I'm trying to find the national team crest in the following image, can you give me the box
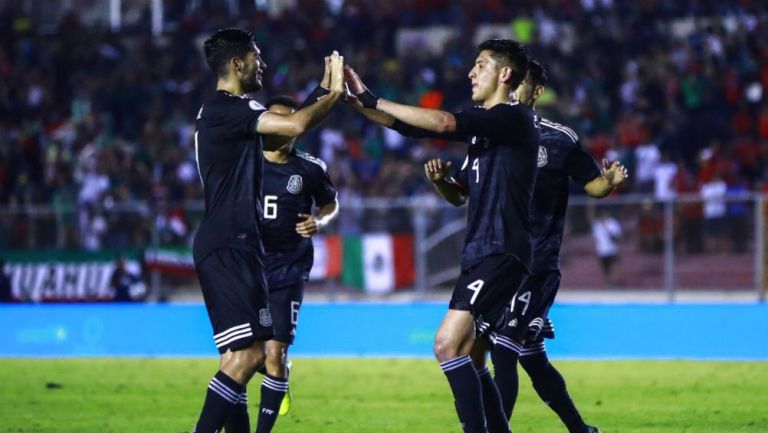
[537,146,548,167]
[259,308,273,327]
[286,175,303,194]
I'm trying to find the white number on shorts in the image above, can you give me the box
[471,158,480,183]
[467,279,485,305]
[515,291,532,316]
[290,301,300,326]
[264,195,278,219]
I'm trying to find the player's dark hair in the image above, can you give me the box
[266,95,298,110]
[477,39,529,89]
[527,59,549,87]
[204,28,257,77]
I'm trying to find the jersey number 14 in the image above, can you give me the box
[471,158,480,183]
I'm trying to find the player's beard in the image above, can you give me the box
[243,75,262,93]
[242,68,263,94]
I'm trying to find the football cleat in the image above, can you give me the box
[586,426,601,433]
[278,360,293,416]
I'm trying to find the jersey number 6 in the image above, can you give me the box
[264,195,278,219]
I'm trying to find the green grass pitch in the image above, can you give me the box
[1,358,766,432]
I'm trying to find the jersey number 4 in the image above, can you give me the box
[264,195,278,219]
[467,279,484,305]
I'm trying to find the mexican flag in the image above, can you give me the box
[310,233,414,293]
[145,247,196,277]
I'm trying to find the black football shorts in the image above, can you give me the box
[498,270,561,343]
[268,281,305,345]
[449,254,529,338]
[196,248,274,354]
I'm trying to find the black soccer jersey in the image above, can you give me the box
[394,101,539,271]
[529,117,601,273]
[261,149,337,255]
[192,90,267,265]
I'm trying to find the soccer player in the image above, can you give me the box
[192,28,344,433]
[345,39,538,433]
[257,94,338,429]
[490,59,628,433]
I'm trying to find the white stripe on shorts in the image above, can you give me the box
[214,323,251,342]
[215,330,254,348]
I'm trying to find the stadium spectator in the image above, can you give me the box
[0,0,766,263]
[109,255,144,302]
[653,151,677,201]
[727,180,750,254]
[701,173,728,252]
[592,209,623,286]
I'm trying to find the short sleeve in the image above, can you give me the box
[311,165,338,208]
[564,142,601,186]
[236,98,267,137]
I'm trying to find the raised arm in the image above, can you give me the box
[345,65,456,133]
[257,52,344,149]
[344,65,468,141]
[297,56,332,110]
[584,159,628,198]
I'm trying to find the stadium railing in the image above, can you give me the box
[0,193,765,302]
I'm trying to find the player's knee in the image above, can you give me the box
[433,334,459,362]
[230,346,266,378]
[264,347,288,377]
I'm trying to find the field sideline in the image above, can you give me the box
[1,358,766,433]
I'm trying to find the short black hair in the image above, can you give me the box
[204,28,256,77]
[527,59,549,87]
[266,95,298,110]
[477,39,529,89]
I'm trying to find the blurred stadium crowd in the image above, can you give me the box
[0,0,767,251]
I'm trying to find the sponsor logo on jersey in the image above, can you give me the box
[259,308,273,326]
[537,146,548,167]
[286,175,303,194]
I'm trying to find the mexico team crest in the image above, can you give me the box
[259,308,273,327]
[286,175,303,194]
[537,146,548,167]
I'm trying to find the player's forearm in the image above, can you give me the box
[298,85,330,110]
[316,200,339,230]
[376,99,456,133]
[431,179,466,206]
[352,105,396,127]
[584,176,615,198]
[258,93,341,150]
[295,91,343,133]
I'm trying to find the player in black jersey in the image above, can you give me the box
[488,60,628,433]
[192,28,344,433]
[256,95,339,424]
[345,39,537,433]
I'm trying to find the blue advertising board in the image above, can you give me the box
[1,303,766,360]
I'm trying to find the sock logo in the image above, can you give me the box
[262,408,275,415]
